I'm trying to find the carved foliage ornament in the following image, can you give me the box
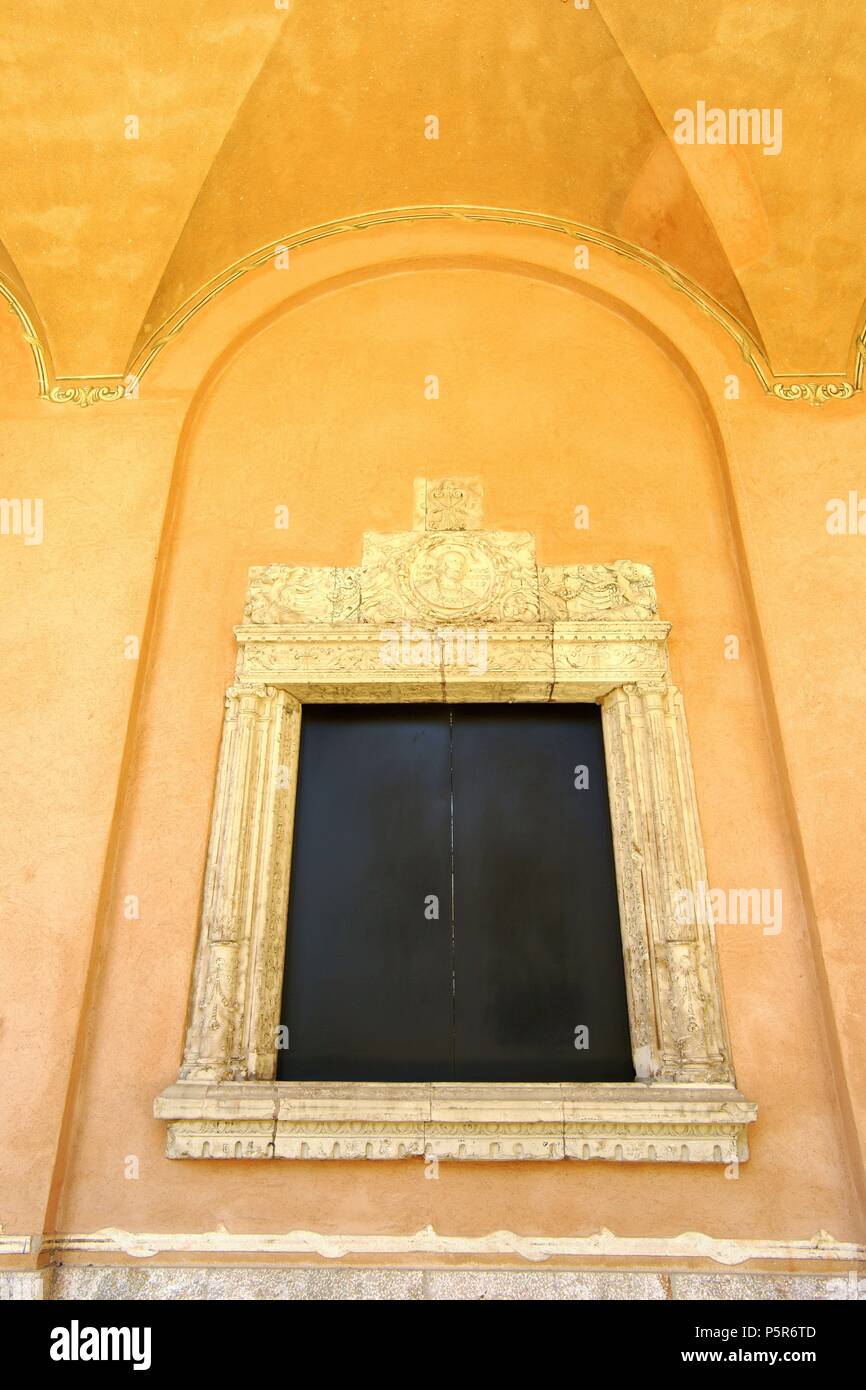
[243,481,657,629]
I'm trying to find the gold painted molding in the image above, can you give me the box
[2,205,864,406]
[155,478,756,1163]
[1,277,128,405]
[0,278,48,397]
[46,380,126,408]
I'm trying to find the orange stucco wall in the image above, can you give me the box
[1,224,863,1265]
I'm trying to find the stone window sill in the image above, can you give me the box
[155,1080,756,1163]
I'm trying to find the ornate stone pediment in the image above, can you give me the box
[243,478,658,628]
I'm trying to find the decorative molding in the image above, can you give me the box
[771,380,856,405]
[0,278,49,396]
[234,621,670,706]
[119,208,866,406]
[155,1080,755,1163]
[5,207,862,406]
[46,380,126,408]
[8,1228,863,1270]
[156,478,756,1160]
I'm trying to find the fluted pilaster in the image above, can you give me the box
[179,685,299,1081]
[602,683,732,1083]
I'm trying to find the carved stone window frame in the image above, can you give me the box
[155,479,756,1162]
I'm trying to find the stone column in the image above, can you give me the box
[179,684,299,1082]
[601,682,733,1084]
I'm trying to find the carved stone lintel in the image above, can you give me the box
[233,621,670,703]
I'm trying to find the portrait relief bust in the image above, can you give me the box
[408,537,496,616]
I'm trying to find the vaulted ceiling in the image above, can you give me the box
[1,0,864,386]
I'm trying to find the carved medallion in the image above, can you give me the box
[360,530,539,624]
[407,535,497,616]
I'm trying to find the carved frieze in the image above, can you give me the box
[539,561,657,621]
[332,567,361,622]
[247,553,659,629]
[245,565,336,623]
